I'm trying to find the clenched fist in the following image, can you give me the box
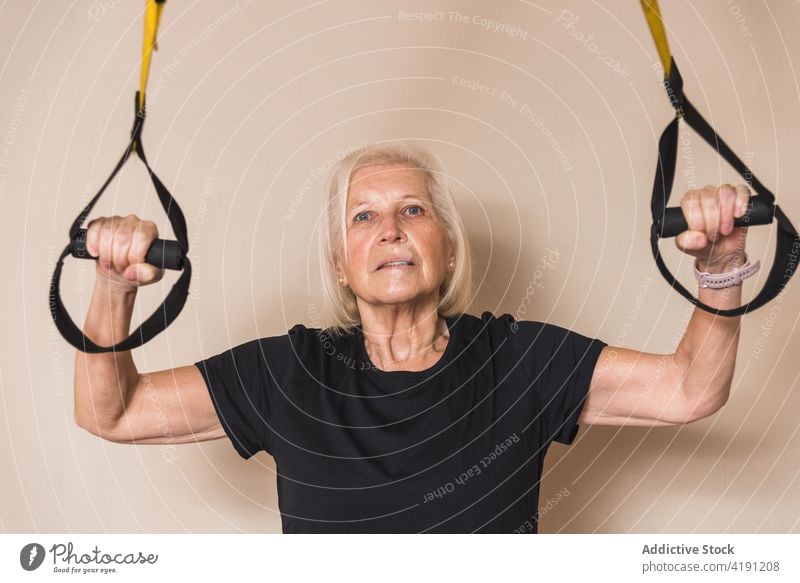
[85,214,164,293]
[675,184,750,271]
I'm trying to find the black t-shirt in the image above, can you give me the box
[194,311,607,533]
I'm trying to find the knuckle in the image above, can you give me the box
[131,232,150,257]
[86,217,102,234]
[115,229,131,246]
[682,192,698,212]
[701,196,717,209]
[683,201,702,226]
[141,220,158,237]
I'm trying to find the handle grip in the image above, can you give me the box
[70,228,184,270]
[657,196,774,238]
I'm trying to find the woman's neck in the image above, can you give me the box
[359,305,449,371]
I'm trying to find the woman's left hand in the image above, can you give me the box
[674,184,750,271]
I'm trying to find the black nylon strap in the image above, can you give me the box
[650,58,799,317]
[49,92,192,352]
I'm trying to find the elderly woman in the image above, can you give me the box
[74,142,751,533]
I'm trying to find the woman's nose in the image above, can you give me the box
[379,214,406,242]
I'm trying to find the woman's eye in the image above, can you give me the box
[353,205,422,223]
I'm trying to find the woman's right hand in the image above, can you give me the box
[85,214,164,293]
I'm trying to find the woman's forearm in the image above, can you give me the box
[73,279,140,435]
[673,257,745,419]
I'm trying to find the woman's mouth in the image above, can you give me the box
[378,261,414,270]
[376,258,415,270]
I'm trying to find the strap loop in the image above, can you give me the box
[649,59,799,317]
[49,92,191,353]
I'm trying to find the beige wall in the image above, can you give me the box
[1,0,798,533]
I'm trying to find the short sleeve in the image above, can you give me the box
[194,333,294,460]
[503,315,607,446]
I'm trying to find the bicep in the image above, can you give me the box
[107,364,226,444]
[579,346,691,427]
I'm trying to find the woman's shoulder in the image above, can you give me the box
[458,311,546,335]
[282,321,361,356]
[458,311,599,347]
[458,312,606,374]
[228,322,341,356]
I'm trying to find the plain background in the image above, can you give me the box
[1,0,798,533]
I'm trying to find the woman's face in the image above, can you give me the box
[338,163,454,311]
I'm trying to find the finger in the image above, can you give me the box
[680,190,705,234]
[701,188,721,242]
[123,263,160,284]
[718,184,736,236]
[141,219,158,241]
[676,229,708,251]
[85,218,102,258]
[122,264,141,283]
[110,217,132,273]
[128,223,149,266]
[133,220,159,265]
[97,219,115,270]
[734,184,751,219]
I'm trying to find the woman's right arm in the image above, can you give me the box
[73,215,225,445]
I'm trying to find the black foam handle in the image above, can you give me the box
[70,228,184,270]
[657,196,774,238]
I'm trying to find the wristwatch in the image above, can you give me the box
[694,255,760,289]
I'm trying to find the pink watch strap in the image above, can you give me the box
[694,256,761,289]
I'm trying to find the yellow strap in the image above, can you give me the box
[640,0,672,77]
[137,0,164,113]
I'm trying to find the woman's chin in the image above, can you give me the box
[367,286,432,305]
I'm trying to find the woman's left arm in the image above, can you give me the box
[580,184,752,427]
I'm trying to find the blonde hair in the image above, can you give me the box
[318,141,473,336]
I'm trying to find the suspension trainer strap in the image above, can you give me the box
[641,1,799,316]
[49,0,191,352]
[138,0,165,115]
[49,93,191,352]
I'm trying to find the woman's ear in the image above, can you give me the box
[448,239,456,271]
[336,261,348,287]
[333,249,347,286]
